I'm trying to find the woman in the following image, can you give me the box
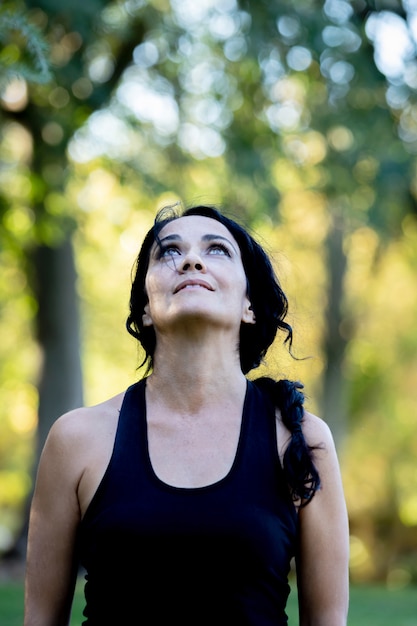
[24,205,349,625]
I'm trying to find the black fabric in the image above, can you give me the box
[78,379,298,625]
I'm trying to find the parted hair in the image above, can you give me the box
[126,204,320,503]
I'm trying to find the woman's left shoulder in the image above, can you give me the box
[301,410,335,446]
[301,411,344,492]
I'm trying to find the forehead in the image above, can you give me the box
[158,215,239,247]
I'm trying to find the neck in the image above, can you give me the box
[146,330,247,414]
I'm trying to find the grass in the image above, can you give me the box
[2,578,417,625]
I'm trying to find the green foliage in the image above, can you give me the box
[0,5,51,87]
[1,0,417,582]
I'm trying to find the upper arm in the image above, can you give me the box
[296,413,350,626]
[24,413,85,626]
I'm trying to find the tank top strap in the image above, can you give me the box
[114,378,147,451]
[238,380,286,487]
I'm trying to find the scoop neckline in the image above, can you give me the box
[142,379,250,493]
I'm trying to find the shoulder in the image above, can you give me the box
[301,410,334,449]
[300,411,344,503]
[274,408,334,466]
[41,392,125,470]
[49,392,124,435]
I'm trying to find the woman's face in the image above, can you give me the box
[142,215,255,334]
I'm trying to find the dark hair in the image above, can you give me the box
[126,204,320,503]
[126,204,292,375]
[253,377,321,504]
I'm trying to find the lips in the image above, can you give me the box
[174,279,214,294]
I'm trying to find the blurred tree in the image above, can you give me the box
[79,0,415,445]
[0,2,51,88]
[1,0,417,578]
[0,0,146,558]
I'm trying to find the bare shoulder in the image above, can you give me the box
[47,392,125,445]
[301,411,345,505]
[37,391,126,517]
[40,392,125,484]
[301,410,335,450]
[275,407,335,465]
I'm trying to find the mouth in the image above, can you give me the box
[174,280,214,294]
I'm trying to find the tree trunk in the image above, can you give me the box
[5,235,83,561]
[33,237,84,451]
[320,209,349,449]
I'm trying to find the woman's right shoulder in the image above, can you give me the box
[45,391,126,451]
[36,392,126,495]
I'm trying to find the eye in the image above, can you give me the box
[159,245,181,259]
[207,243,231,256]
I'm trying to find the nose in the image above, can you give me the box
[179,250,206,273]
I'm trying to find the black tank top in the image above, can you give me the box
[78,378,298,625]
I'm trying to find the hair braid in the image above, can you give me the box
[254,377,321,505]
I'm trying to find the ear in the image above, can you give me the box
[242,299,256,325]
[142,303,153,327]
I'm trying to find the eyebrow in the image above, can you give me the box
[159,233,239,254]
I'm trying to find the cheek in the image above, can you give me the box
[142,276,158,327]
[235,270,250,299]
[144,271,159,300]
[143,270,169,312]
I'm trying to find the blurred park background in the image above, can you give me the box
[1,0,417,611]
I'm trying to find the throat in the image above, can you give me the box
[152,332,242,382]
[145,370,248,417]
